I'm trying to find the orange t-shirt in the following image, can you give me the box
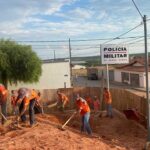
[85,97,93,105]
[93,100,100,111]
[0,85,7,104]
[0,85,7,96]
[103,91,112,104]
[76,98,90,116]
[58,93,69,102]
[11,95,17,106]
[24,90,38,106]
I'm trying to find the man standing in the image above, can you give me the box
[0,84,8,125]
[103,87,113,118]
[76,94,92,135]
[93,96,100,113]
[57,90,69,111]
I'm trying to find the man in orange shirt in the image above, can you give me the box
[16,88,39,126]
[57,90,69,111]
[0,84,8,125]
[76,94,92,135]
[93,96,100,112]
[85,95,93,109]
[11,90,18,115]
[103,87,113,118]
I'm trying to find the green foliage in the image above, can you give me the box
[72,56,101,67]
[85,59,100,67]
[0,39,42,86]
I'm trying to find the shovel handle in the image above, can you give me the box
[62,112,76,128]
[0,112,7,121]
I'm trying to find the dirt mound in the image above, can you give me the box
[0,112,147,150]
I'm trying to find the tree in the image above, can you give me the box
[0,39,42,87]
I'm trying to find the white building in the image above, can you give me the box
[114,58,149,88]
[8,60,71,90]
[72,65,86,69]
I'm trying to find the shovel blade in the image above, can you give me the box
[3,120,12,127]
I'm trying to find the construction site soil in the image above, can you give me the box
[0,110,147,150]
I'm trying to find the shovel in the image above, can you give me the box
[0,112,12,126]
[59,111,77,131]
[47,102,58,108]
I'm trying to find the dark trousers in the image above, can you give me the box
[19,100,27,122]
[1,101,7,124]
[19,98,36,125]
[29,99,36,125]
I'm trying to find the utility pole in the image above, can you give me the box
[143,15,150,148]
[100,45,104,111]
[106,64,110,90]
[53,50,56,60]
[131,2,149,147]
[69,38,72,86]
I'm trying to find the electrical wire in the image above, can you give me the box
[18,33,146,44]
[119,35,145,44]
[131,0,143,18]
[101,23,143,44]
[128,37,150,45]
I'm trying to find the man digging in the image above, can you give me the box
[15,88,40,127]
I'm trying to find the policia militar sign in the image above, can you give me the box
[101,44,129,64]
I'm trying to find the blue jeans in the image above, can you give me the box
[106,104,113,117]
[1,101,7,124]
[29,99,36,125]
[81,112,92,135]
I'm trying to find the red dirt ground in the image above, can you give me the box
[0,111,147,150]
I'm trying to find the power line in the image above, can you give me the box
[131,0,143,19]
[128,38,144,44]
[72,46,99,51]
[102,23,143,44]
[119,34,150,44]
[128,37,150,45]
[18,33,146,43]
[30,35,150,47]
[18,40,68,43]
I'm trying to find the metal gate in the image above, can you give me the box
[130,73,140,87]
[121,72,129,84]
[109,70,114,81]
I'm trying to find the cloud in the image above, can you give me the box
[0,20,121,39]
[69,7,94,19]
[55,7,95,21]
[0,0,77,21]
[96,11,108,20]
[0,0,150,59]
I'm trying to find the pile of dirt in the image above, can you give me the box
[48,110,147,150]
[0,111,147,150]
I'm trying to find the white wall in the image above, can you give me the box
[114,70,122,82]
[139,73,145,88]
[114,69,148,88]
[8,61,71,90]
[72,65,86,69]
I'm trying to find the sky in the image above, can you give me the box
[0,0,150,59]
